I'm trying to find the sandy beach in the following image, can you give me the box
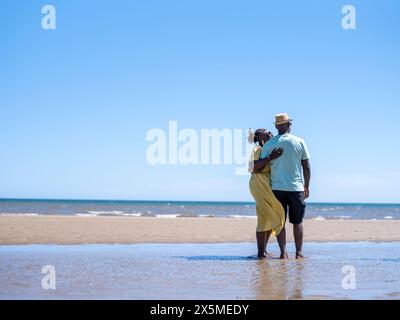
[0,215,399,244]
[2,216,400,299]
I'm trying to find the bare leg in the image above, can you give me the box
[293,223,304,259]
[265,230,273,257]
[256,231,267,258]
[277,227,288,259]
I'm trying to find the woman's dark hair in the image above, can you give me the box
[254,128,266,144]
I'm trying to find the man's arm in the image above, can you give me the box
[301,159,311,199]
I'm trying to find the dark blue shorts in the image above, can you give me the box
[272,190,306,225]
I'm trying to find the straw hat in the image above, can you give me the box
[274,113,293,125]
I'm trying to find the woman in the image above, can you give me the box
[248,128,285,259]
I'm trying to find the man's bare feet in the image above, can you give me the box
[279,252,289,260]
[295,252,304,259]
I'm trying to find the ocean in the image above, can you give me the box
[0,199,399,220]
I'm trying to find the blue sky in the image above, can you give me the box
[0,0,399,203]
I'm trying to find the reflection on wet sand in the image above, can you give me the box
[252,259,304,299]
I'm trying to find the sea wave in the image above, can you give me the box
[0,213,40,216]
[333,215,352,219]
[87,211,125,215]
[1,211,399,220]
[228,215,257,219]
[79,212,143,217]
[155,214,178,218]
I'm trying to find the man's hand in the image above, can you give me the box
[301,159,311,200]
[269,148,283,161]
[304,186,310,200]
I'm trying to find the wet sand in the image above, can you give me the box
[0,215,400,244]
[1,242,399,299]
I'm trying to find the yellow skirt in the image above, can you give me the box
[249,172,285,235]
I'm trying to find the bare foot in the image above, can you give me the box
[258,252,267,259]
[265,251,273,258]
[280,252,289,260]
[295,252,304,259]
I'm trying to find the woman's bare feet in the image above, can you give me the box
[265,251,273,258]
[279,252,289,260]
[295,252,304,259]
[257,252,267,259]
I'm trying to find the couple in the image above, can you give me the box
[248,113,311,260]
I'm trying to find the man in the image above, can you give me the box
[254,113,311,259]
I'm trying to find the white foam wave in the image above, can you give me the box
[334,216,351,219]
[87,211,125,215]
[155,214,178,218]
[228,215,257,219]
[79,212,142,217]
[122,213,142,217]
[0,213,40,216]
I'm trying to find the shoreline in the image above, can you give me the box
[1,215,400,245]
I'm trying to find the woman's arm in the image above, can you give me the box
[249,148,283,173]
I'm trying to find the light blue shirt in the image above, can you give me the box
[260,133,310,192]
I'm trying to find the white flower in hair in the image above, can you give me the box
[247,128,255,144]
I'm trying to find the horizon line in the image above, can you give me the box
[0,197,399,206]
